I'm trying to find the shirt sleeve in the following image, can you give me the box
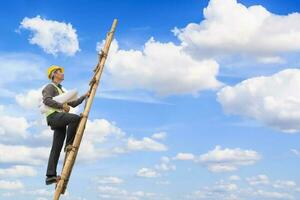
[42,84,64,109]
[67,95,86,108]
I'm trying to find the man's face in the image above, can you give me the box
[54,69,64,81]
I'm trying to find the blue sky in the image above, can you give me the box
[1,0,300,200]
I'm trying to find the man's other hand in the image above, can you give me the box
[63,103,70,113]
[84,91,90,98]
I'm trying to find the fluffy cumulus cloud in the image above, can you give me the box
[273,180,297,189]
[186,180,239,200]
[65,118,168,161]
[0,180,24,190]
[155,156,176,172]
[173,153,196,161]
[186,174,300,200]
[97,186,156,200]
[151,132,167,140]
[229,175,241,181]
[103,39,221,96]
[0,111,31,141]
[0,110,167,167]
[93,176,123,185]
[85,119,125,143]
[174,0,300,63]
[0,165,37,178]
[136,168,160,178]
[94,176,159,200]
[126,137,167,152]
[254,190,294,200]
[15,87,44,110]
[217,69,300,133]
[199,146,261,172]
[20,189,52,197]
[19,15,79,56]
[0,144,49,165]
[173,146,260,173]
[136,156,175,179]
[246,174,299,191]
[246,174,270,186]
[0,188,53,199]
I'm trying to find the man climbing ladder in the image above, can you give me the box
[42,65,90,185]
[50,19,117,200]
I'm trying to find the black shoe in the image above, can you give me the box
[45,175,58,185]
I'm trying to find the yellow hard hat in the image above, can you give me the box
[47,65,64,79]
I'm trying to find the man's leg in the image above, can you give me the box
[46,127,66,184]
[65,115,81,147]
[46,112,80,177]
[49,112,81,147]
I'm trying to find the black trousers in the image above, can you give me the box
[46,111,81,176]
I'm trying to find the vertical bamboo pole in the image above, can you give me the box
[52,19,118,200]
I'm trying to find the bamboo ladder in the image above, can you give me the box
[52,19,118,200]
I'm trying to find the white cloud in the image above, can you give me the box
[137,157,175,179]
[256,56,285,64]
[254,190,294,200]
[246,175,299,194]
[136,168,160,178]
[97,186,156,200]
[187,180,238,200]
[69,118,167,162]
[175,0,300,63]
[218,69,300,132]
[20,15,79,56]
[186,175,299,200]
[15,87,44,110]
[199,146,261,172]
[127,137,167,152]
[19,116,167,164]
[21,188,52,197]
[155,156,176,172]
[291,149,300,156]
[228,175,241,181]
[0,165,37,177]
[85,119,125,143]
[151,132,167,140]
[0,114,30,141]
[97,186,127,196]
[0,180,24,190]
[94,176,123,185]
[36,198,48,200]
[76,119,129,161]
[214,181,238,192]
[246,174,270,186]
[273,180,297,189]
[33,129,52,142]
[0,144,49,165]
[173,153,195,161]
[104,39,221,96]
[156,180,170,185]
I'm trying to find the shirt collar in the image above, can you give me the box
[52,81,62,89]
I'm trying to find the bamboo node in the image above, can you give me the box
[80,113,88,118]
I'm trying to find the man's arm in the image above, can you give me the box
[67,96,86,108]
[42,84,64,109]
